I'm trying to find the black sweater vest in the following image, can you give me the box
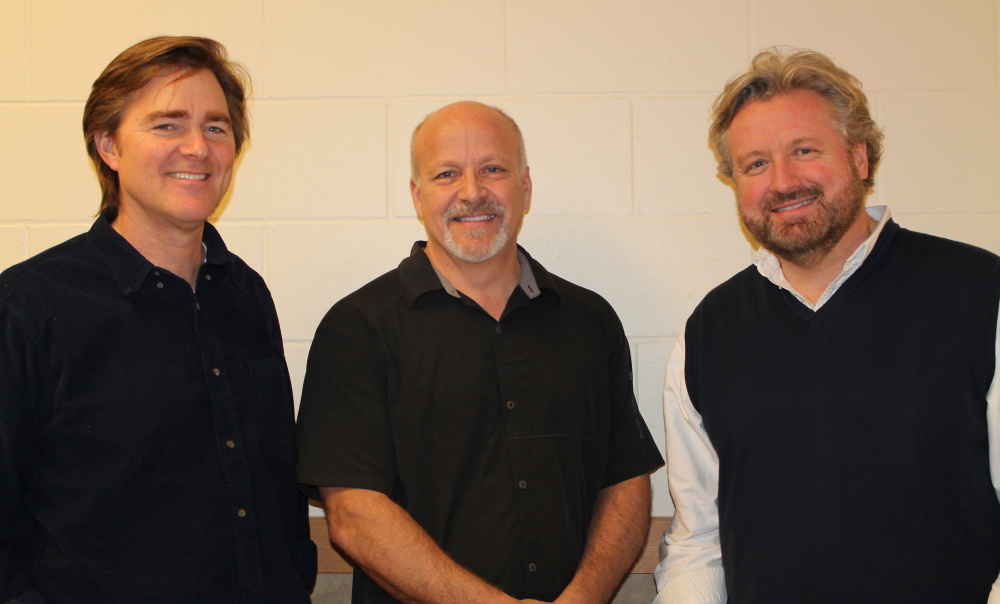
[685,220,1000,603]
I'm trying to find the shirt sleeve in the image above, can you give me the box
[601,302,664,488]
[987,304,1000,602]
[295,299,394,499]
[652,329,727,604]
[0,304,34,600]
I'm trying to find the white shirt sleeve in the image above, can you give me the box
[987,305,1000,603]
[652,329,727,604]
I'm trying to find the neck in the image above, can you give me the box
[424,242,521,321]
[779,212,877,305]
[112,210,206,291]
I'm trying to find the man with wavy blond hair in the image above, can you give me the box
[654,48,1000,603]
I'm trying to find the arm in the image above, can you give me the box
[553,474,652,604]
[986,305,1000,604]
[0,305,37,601]
[652,331,727,604]
[319,487,517,604]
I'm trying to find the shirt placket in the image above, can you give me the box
[192,267,265,603]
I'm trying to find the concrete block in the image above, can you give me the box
[892,213,1000,256]
[0,105,103,220]
[27,223,91,257]
[0,226,26,272]
[29,1,263,100]
[267,0,504,98]
[394,99,635,217]
[507,0,748,94]
[283,341,310,415]
[0,0,25,100]
[517,215,752,338]
[231,101,386,219]
[634,96,736,216]
[212,222,265,276]
[268,220,427,341]
[878,92,1000,213]
[752,0,994,91]
[636,340,674,516]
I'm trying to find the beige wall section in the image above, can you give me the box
[2,0,999,520]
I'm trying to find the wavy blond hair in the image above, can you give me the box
[710,48,883,188]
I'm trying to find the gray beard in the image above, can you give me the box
[442,201,508,263]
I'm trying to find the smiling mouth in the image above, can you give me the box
[168,172,209,181]
[453,215,496,222]
[772,198,815,213]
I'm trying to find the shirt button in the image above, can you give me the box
[153,270,161,276]
[506,400,515,410]
[237,509,246,517]
[496,325,502,334]
[156,282,163,289]
[195,302,201,310]
[212,368,220,376]
[518,480,527,489]
[528,562,537,572]
[226,440,235,449]
[205,274,212,281]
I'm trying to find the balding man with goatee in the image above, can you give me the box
[297,101,663,604]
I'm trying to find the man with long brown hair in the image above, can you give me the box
[0,36,316,602]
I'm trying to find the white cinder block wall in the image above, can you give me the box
[2,0,999,518]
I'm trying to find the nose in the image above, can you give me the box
[458,172,486,203]
[180,129,209,160]
[769,158,801,194]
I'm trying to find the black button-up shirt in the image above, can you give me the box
[297,242,663,602]
[0,216,316,603]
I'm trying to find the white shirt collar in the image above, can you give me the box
[753,205,891,310]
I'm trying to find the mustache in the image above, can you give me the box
[765,186,823,209]
[445,200,506,221]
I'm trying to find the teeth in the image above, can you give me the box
[168,173,208,180]
[773,198,814,213]
[454,215,495,222]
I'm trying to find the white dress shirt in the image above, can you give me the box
[653,206,1000,603]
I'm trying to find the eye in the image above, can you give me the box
[152,123,175,131]
[434,171,456,180]
[205,125,228,134]
[795,147,817,157]
[743,159,767,174]
[483,166,504,174]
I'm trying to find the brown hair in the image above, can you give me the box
[710,48,883,188]
[83,36,251,215]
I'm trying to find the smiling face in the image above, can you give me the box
[95,68,236,236]
[410,102,531,268]
[728,88,870,267]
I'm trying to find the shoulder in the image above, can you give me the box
[693,265,761,312]
[893,227,1000,270]
[0,232,92,307]
[315,265,408,335]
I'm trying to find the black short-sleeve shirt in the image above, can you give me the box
[296,243,663,602]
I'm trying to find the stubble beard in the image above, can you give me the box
[739,166,868,268]
[442,200,509,263]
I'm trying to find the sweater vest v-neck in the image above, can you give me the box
[685,220,1000,603]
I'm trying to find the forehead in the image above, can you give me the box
[122,68,228,118]
[729,89,840,149]
[414,107,519,165]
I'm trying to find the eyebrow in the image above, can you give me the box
[143,110,232,125]
[734,136,823,166]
